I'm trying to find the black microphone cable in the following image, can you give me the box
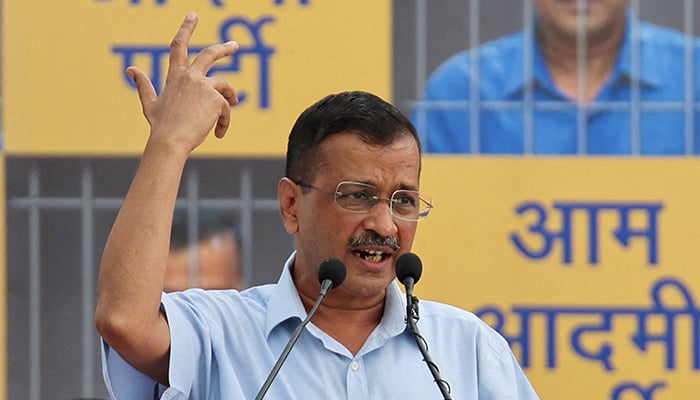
[255,258,346,400]
[396,252,453,400]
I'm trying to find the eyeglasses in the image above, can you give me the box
[294,180,433,221]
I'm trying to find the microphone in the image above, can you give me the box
[396,252,422,299]
[395,253,452,400]
[255,258,346,400]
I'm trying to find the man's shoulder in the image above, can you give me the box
[164,283,277,314]
[416,299,512,348]
[424,30,527,96]
[417,299,492,328]
[438,30,527,69]
[639,21,700,50]
[479,30,529,57]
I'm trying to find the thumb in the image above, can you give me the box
[126,66,157,108]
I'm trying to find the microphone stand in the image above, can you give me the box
[404,282,453,399]
[255,279,333,400]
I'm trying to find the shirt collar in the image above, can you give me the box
[376,277,410,339]
[265,252,307,337]
[265,252,408,339]
[500,9,660,97]
[616,11,662,88]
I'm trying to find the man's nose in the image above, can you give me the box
[363,199,398,237]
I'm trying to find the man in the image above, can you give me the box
[165,209,243,292]
[95,13,539,399]
[412,0,700,155]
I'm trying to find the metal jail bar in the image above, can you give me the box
[7,158,289,399]
[409,0,700,155]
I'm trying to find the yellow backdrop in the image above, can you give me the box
[414,157,700,399]
[3,1,391,156]
[8,1,700,398]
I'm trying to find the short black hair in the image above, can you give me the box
[285,91,421,182]
[170,208,238,250]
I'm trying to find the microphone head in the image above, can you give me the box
[395,252,423,284]
[318,258,347,289]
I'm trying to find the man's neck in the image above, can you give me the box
[538,23,625,103]
[299,289,385,355]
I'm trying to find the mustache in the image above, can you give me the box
[347,233,400,251]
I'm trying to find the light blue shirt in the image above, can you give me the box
[412,12,700,155]
[102,253,539,399]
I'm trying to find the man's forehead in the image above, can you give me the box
[314,135,421,181]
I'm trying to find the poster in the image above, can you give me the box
[3,0,391,156]
[415,157,700,399]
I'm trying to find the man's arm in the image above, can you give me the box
[94,12,239,384]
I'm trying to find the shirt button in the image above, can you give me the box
[350,361,359,371]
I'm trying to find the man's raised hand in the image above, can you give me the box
[127,12,240,154]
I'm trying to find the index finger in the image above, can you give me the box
[190,41,240,75]
[169,12,199,68]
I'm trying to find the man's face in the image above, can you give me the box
[291,132,421,301]
[535,0,627,40]
[164,232,243,292]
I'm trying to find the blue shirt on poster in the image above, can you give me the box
[411,12,700,155]
[101,252,539,400]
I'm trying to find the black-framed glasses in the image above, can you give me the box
[294,180,433,221]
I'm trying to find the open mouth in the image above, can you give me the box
[353,249,391,263]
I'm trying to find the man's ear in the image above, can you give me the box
[278,177,300,234]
